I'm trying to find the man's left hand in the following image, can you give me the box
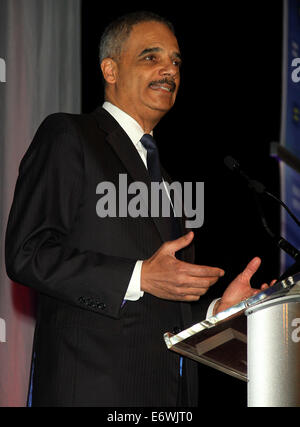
[213,257,276,315]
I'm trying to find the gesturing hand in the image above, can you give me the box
[141,232,225,302]
[214,257,276,314]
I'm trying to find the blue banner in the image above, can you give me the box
[281,0,300,271]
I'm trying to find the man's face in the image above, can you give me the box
[103,21,181,127]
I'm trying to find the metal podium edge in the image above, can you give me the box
[164,273,300,349]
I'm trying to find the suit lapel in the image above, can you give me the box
[93,107,178,243]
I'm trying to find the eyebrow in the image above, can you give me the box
[138,47,182,61]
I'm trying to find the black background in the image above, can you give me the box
[82,1,284,407]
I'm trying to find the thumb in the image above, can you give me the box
[165,231,194,255]
[241,257,261,281]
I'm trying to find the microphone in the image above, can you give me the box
[224,155,300,263]
[224,155,300,227]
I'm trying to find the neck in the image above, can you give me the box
[105,95,164,134]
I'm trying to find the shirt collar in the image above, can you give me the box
[102,102,153,148]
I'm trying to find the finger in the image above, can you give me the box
[176,260,225,278]
[260,279,277,290]
[164,232,194,254]
[182,295,202,302]
[177,275,221,289]
[176,286,213,298]
[176,288,208,298]
[241,257,261,281]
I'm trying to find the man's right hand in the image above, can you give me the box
[141,232,225,302]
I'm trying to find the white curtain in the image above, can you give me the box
[0,0,81,406]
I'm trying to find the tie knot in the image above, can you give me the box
[140,134,157,152]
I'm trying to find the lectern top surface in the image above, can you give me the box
[164,272,300,381]
[165,272,300,347]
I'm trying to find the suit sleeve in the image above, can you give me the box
[5,114,136,319]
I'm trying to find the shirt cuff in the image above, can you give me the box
[124,260,144,301]
[206,298,221,319]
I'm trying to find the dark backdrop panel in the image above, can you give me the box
[82,1,283,407]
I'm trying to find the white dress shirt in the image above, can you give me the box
[102,102,219,316]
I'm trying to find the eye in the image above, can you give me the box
[144,55,157,62]
[172,59,182,68]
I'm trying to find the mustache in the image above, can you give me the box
[148,78,176,93]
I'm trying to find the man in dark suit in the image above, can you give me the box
[5,11,268,407]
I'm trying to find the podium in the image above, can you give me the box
[164,273,300,407]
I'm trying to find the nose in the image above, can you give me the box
[159,58,179,78]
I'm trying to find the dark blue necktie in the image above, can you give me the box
[140,134,181,240]
[140,134,162,183]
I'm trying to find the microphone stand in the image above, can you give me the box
[251,190,300,280]
[224,156,300,280]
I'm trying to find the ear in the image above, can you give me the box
[101,58,118,84]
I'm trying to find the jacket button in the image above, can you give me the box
[97,303,106,310]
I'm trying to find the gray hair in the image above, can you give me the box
[99,11,175,64]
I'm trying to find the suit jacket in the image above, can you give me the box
[5,107,210,407]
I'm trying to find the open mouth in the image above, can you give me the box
[149,79,176,93]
